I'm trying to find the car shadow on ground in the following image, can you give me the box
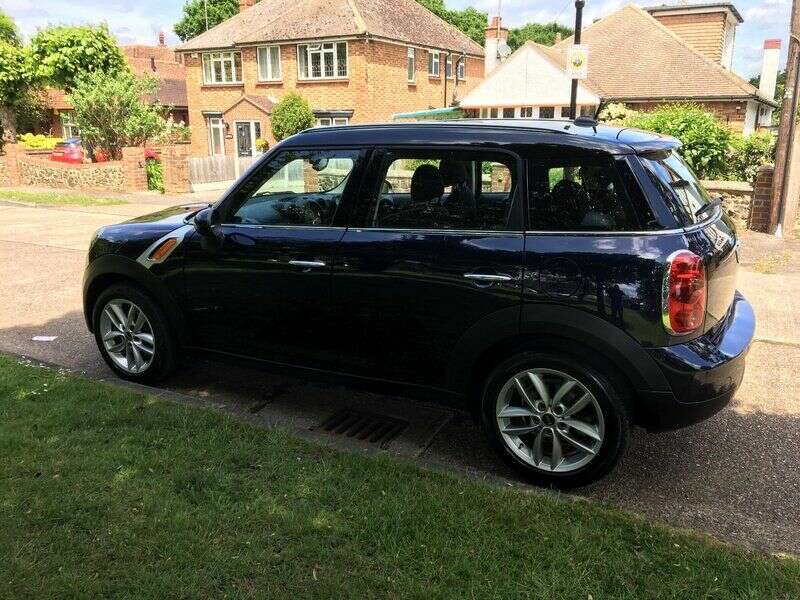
[2,311,798,556]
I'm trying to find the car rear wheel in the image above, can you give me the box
[92,284,178,384]
[481,351,629,488]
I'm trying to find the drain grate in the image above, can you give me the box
[313,409,408,448]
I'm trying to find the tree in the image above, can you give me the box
[174,0,242,41]
[68,70,169,160]
[0,41,32,141]
[416,0,487,45]
[270,93,315,141]
[508,22,573,51]
[0,9,20,46]
[749,70,787,104]
[29,25,127,91]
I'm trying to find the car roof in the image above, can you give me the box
[285,119,680,155]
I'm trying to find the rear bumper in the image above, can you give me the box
[641,291,755,431]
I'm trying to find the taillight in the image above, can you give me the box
[662,250,706,335]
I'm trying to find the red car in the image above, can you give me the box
[49,138,84,164]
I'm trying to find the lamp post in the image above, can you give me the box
[568,0,585,120]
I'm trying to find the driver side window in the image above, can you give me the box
[226,149,361,226]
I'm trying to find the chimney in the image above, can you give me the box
[239,0,255,12]
[158,31,165,47]
[759,39,781,101]
[484,16,509,75]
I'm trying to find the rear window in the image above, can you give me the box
[639,150,715,225]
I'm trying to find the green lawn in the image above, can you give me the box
[1,356,798,599]
[0,190,126,206]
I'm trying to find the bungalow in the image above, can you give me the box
[174,0,484,157]
[461,3,780,134]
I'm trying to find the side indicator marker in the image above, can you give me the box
[148,238,178,262]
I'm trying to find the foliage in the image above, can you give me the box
[29,25,127,91]
[13,88,50,134]
[0,9,20,46]
[146,158,165,193]
[598,102,640,125]
[625,104,731,179]
[68,70,169,160]
[416,0,487,45]
[270,93,316,141]
[157,120,192,145]
[0,41,31,106]
[255,137,270,152]
[17,133,62,150]
[507,22,573,51]
[174,0,242,41]
[725,132,776,182]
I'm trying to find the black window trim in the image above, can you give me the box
[348,144,526,234]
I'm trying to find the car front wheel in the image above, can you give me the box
[481,351,630,488]
[92,284,178,384]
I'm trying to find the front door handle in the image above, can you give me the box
[288,260,326,268]
[464,273,513,283]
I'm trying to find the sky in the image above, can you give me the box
[1,0,791,79]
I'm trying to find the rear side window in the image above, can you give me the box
[639,150,715,225]
[528,156,643,231]
[354,149,519,231]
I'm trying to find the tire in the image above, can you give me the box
[480,351,630,488]
[92,283,178,384]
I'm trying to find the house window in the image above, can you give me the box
[479,108,488,118]
[539,106,555,119]
[427,51,440,77]
[207,116,225,155]
[298,42,348,79]
[579,105,596,117]
[445,55,453,78]
[316,117,350,127]
[202,51,242,84]
[490,108,498,118]
[502,108,515,119]
[520,107,534,118]
[457,57,466,80]
[407,47,416,82]
[60,112,79,138]
[257,45,281,81]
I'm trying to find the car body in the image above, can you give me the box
[83,119,755,487]
[50,138,84,164]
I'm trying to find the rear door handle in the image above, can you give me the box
[288,260,327,268]
[464,273,513,282]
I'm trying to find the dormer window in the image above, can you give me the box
[298,42,348,79]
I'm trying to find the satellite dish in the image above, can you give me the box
[498,41,512,58]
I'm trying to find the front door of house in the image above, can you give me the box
[235,121,261,157]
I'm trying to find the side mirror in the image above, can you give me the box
[193,207,217,237]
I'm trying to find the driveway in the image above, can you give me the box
[1,193,799,556]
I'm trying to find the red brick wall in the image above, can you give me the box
[749,165,774,233]
[183,39,484,156]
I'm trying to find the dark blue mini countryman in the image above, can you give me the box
[83,119,755,487]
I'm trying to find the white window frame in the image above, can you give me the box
[456,56,466,80]
[539,106,555,119]
[207,116,226,155]
[256,45,281,81]
[60,112,79,138]
[427,50,440,77]
[445,55,453,79]
[407,47,416,82]
[202,51,242,85]
[297,41,348,80]
[520,107,534,118]
[316,117,350,127]
[502,107,515,119]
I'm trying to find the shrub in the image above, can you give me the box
[255,137,269,152]
[270,93,315,142]
[598,102,640,125]
[146,158,164,193]
[725,132,775,182]
[17,133,62,150]
[624,104,730,179]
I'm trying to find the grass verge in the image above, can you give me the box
[1,355,798,599]
[0,190,126,206]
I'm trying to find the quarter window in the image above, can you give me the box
[427,51,440,77]
[528,157,642,231]
[356,150,518,231]
[202,52,242,84]
[407,47,416,82]
[257,45,281,81]
[227,150,361,227]
[298,42,348,79]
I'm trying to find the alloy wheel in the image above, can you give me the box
[99,299,155,374]
[496,368,605,473]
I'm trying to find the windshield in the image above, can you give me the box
[639,150,715,225]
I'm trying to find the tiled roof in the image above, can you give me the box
[176,0,484,56]
[552,4,776,106]
[45,88,72,110]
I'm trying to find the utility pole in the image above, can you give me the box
[568,0,586,120]
[772,0,799,235]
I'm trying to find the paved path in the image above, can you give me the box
[1,198,798,556]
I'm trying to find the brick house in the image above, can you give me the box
[461,3,779,134]
[175,0,484,157]
[46,33,189,138]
